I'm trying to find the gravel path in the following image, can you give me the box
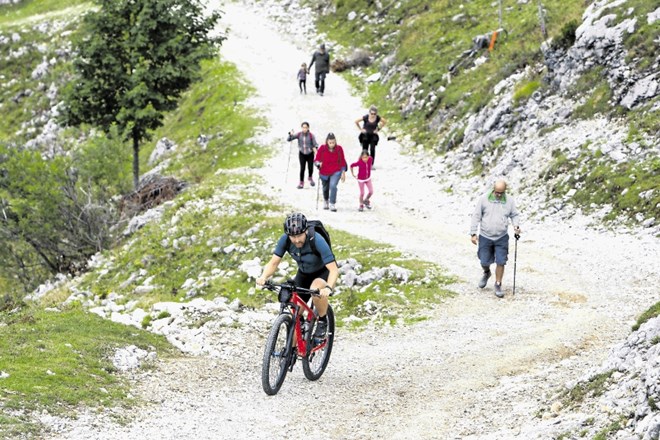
[46,1,660,439]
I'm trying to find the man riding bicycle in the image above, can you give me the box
[256,212,337,339]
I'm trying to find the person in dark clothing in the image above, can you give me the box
[355,105,387,167]
[287,122,319,189]
[256,212,337,339]
[297,62,307,94]
[308,43,330,96]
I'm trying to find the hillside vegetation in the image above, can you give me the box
[308,0,659,227]
[0,1,456,435]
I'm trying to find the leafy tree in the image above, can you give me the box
[61,0,223,189]
[0,146,115,292]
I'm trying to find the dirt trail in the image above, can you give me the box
[48,2,660,439]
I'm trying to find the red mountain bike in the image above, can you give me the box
[261,280,335,395]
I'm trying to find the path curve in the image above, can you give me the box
[48,1,660,439]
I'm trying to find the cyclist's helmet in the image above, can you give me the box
[283,212,308,236]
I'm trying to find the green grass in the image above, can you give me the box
[632,301,660,331]
[73,179,456,327]
[0,22,77,145]
[145,59,266,183]
[593,417,627,440]
[314,0,586,148]
[0,303,174,438]
[541,145,660,224]
[562,370,614,407]
[0,0,91,27]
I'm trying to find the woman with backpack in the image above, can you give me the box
[287,121,319,189]
[355,105,387,167]
[314,133,347,212]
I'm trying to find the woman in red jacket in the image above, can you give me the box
[314,133,347,211]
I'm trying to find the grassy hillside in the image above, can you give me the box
[0,1,456,435]
[311,0,659,226]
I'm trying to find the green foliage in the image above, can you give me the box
[552,19,579,50]
[542,146,660,224]
[563,370,614,407]
[71,125,133,197]
[149,60,265,182]
[593,417,627,440]
[632,301,660,331]
[0,19,77,145]
[0,146,116,291]
[0,0,90,27]
[314,0,586,145]
[573,81,613,119]
[513,80,541,106]
[0,303,173,437]
[60,0,224,188]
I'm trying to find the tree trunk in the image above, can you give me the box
[132,131,140,189]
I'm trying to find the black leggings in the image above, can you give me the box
[359,132,379,164]
[299,152,314,181]
[299,79,306,93]
[294,267,330,303]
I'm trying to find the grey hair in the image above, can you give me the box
[369,105,378,113]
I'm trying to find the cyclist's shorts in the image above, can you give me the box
[294,267,330,303]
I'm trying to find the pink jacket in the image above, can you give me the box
[350,157,372,181]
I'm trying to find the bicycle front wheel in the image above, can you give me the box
[262,313,293,395]
[302,305,335,381]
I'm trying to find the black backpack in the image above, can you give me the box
[286,220,332,257]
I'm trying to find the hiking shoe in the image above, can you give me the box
[297,181,304,189]
[359,204,364,212]
[494,282,504,298]
[329,204,337,212]
[313,319,328,340]
[309,177,315,187]
[364,200,372,209]
[478,270,491,289]
[323,200,329,210]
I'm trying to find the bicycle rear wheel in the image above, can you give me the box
[262,313,293,395]
[302,305,335,381]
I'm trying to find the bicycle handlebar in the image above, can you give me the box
[263,280,331,296]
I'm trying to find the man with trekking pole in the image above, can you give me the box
[469,179,521,298]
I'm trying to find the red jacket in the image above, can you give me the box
[315,144,347,176]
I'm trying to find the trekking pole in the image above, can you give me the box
[316,175,321,210]
[512,233,520,296]
[285,136,293,183]
[315,162,321,210]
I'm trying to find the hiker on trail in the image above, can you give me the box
[314,132,347,212]
[256,212,337,340]
[350,150,373,212]
[297,62,307,94]
[308,43,330,96]
[355,105,387,167]
[469,179,521,298]
[287,122,319,189]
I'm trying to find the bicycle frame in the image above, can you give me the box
[283,290,328,361]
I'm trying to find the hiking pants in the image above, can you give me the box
[299,152,314,181]
[315,71,327,94]
[321,171,342,204]
[359,132,379,165]
[358,179,373,205]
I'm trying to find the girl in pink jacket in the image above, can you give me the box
[350,150,373,211]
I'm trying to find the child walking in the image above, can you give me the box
[350,150,374,211]
[287,121,318,188]
[297,63,307,94]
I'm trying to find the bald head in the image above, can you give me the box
[493,180,507,198]
[494,180,507,192]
